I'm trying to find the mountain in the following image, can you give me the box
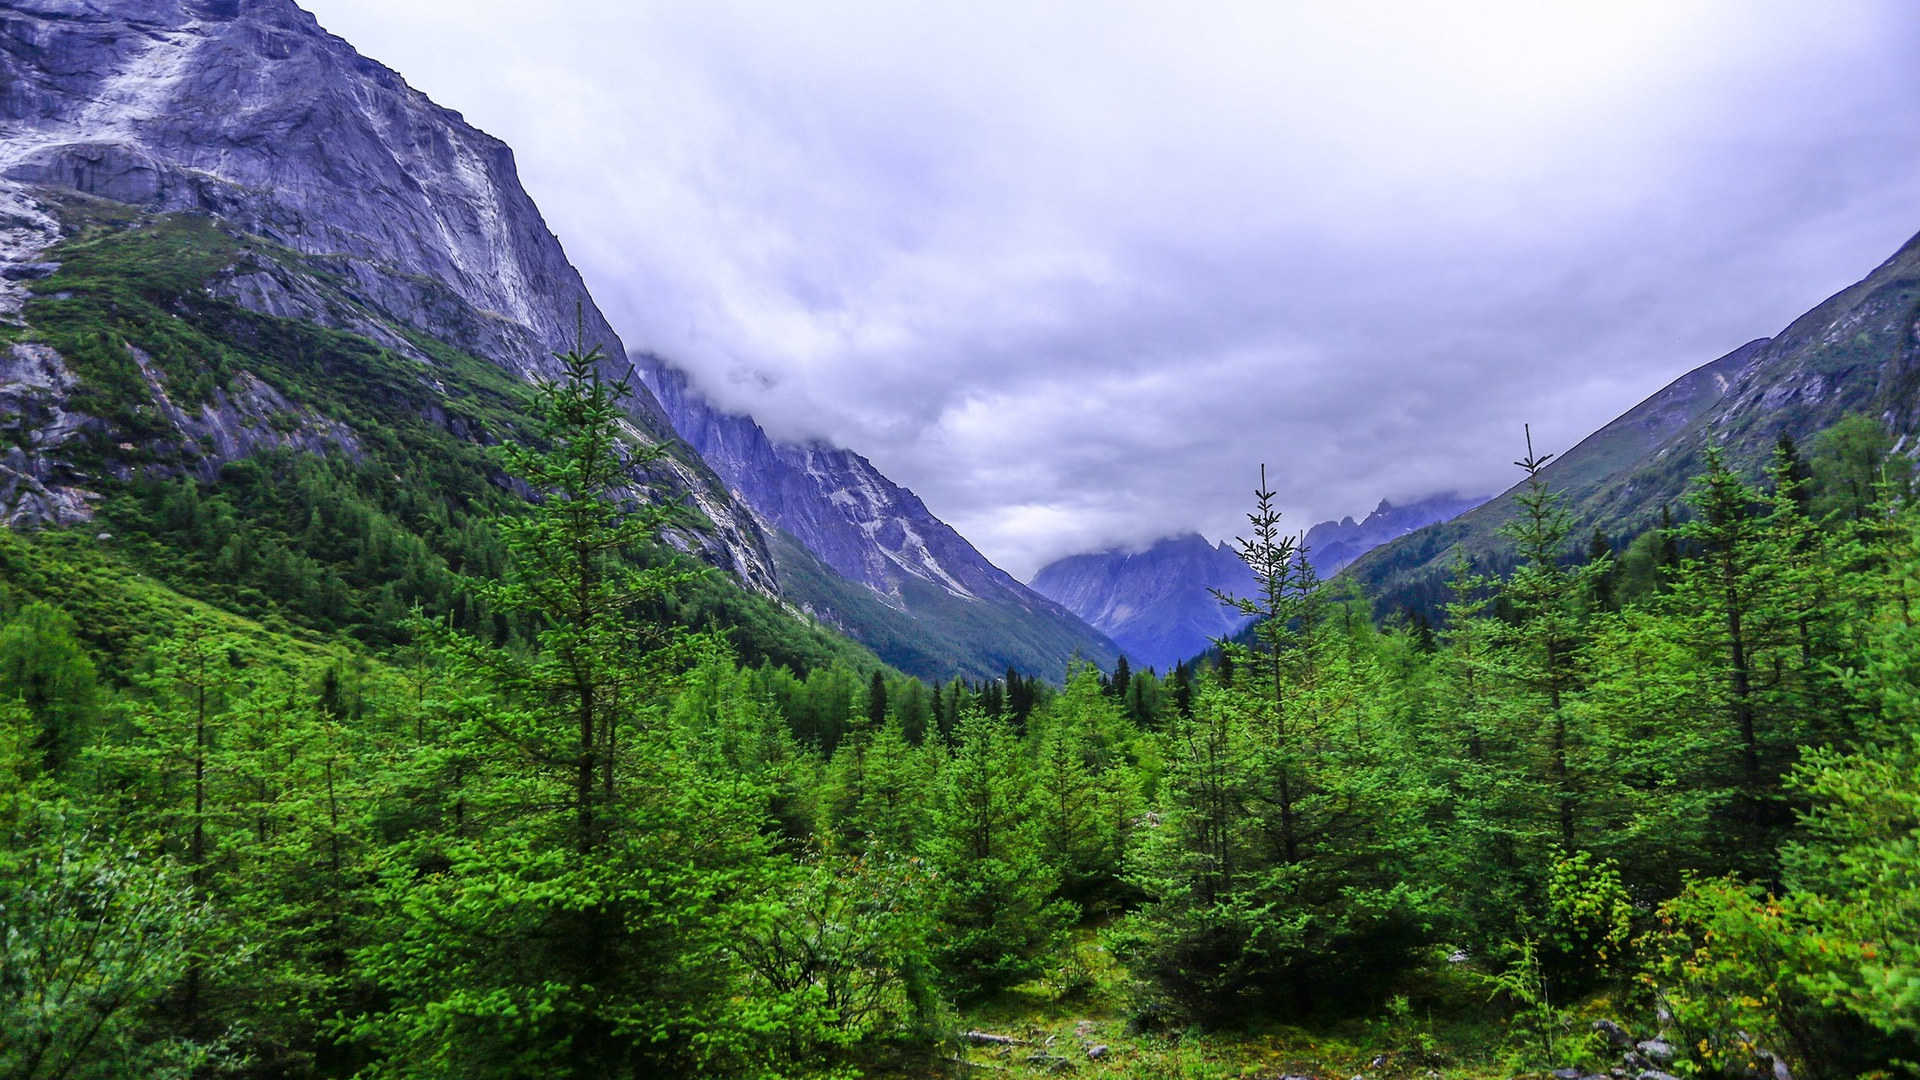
[1028,493,1482,671]
[1301,492,1489,575]
[0,0,784,588]
[0,0,1121,684]
[641,360,1119,681]
[1028,533,1254,672]
[1348,229,1920,613]
[0,0,940,682]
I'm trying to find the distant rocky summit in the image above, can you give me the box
[1028,491,1481,672]
[1302,492,1488,575]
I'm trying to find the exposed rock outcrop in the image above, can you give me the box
[0,0,778,590]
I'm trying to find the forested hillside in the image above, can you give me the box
[5,352,1917,1077]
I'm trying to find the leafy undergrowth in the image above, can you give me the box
[914,932,1517,1080]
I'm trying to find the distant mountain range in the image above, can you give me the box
[1028,533,1254,673]
[1348,229,1920,614]
[1029,492,1484,671]
[1302,493,1489,576]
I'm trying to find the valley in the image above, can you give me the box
[1,4,1916,1080]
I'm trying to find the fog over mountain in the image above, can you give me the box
[301,0,1920,578]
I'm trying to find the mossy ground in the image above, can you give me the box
[911,931,1528,1080]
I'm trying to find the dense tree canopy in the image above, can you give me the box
[4,406,1917,1078]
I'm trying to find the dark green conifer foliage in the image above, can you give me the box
[1119,467,1431,1020]
[0,602,99,774]
[352,340,773,1077]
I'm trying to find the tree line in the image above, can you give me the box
[2,345,1916,1079]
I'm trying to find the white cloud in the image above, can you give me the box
[302,0,1920,577]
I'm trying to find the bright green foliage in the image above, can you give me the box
[1538,848,1633,985]
[1810,413,1914,524]
[1492,426,1607,850]
[1118,471,1434,1022]
[0,807,231,1080]
[1641,500,1920,1080]
[1028,663,1139,909]
[730,852,940,1056]
[1,702,233,1079]
[926,704,1071,999]
[7,252,1920,1080]
[345,345,789,1077]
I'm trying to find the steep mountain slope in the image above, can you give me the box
[1028,493,1482,670]
[1028,533,1254,672]
[1349,229,1920,613]
[643,360,1120,681]
[0,0,776,590]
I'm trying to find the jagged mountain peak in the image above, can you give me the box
[638,352,1117,681]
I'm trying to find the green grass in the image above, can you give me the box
[0,526,333,673]
[914,931,1519,1080]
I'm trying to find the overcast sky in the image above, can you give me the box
[301,0,1920,579]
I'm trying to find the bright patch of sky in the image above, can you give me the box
[303,0,1920,577]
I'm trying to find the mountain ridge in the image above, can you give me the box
[1346,227,1920,613]
[0,0,788,591]
[1030,491,1483,671]
[642,356,1120,681]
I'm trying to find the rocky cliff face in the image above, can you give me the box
[1028,532,1255,672]
[642,358,1119,681]
[0,0,777,590]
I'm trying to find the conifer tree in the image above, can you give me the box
[1495,426,1604,848]
[925,704,1068,998]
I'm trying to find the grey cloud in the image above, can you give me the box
[302,0,1920,578]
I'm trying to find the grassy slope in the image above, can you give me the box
[8,197,884,677]
[0,526,333,672]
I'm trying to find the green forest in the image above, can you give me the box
[3,345,1917,1080]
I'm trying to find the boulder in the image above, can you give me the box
[1636,1040,1676,1065]
[1592,1019,1634,1049]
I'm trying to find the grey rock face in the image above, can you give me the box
[1592,1019,1635,1050]
[1029,532,1256,672]
[0,341,97,525]
[0,0,613,384]
[641,356,1117,677]
[0,180,61,321]
[123,343,362,477]
[1636,1040,1676,1066]
[0,0,778,591]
